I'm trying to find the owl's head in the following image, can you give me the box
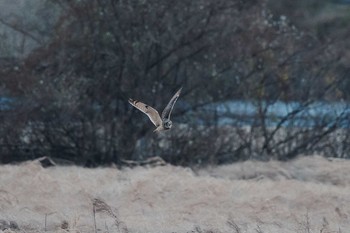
[163,119,172,129]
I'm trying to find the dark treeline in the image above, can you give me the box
[0,0,349,166]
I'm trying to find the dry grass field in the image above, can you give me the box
[0,156,350,233]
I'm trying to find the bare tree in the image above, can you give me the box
[0,0,349,165]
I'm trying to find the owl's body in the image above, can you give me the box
[128,88,182,132]
[154,119,172,132]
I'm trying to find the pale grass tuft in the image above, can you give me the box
[227,218,241,233]
[255,225,265,233]
[92,198,128,233]
[0,156,349,232]
[193,226,220,233]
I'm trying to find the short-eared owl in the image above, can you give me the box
[129,88,182,132]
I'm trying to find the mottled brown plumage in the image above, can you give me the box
[129,88,182,132]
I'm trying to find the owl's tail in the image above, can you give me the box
[153,126,163,133]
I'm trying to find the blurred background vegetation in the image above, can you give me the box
[0,0,349,166]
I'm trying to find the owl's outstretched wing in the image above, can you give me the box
[129,99,162,127]
[161,87,182,120]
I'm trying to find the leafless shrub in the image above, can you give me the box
[0,0,349,166]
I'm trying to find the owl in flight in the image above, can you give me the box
[129,87,182,132]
